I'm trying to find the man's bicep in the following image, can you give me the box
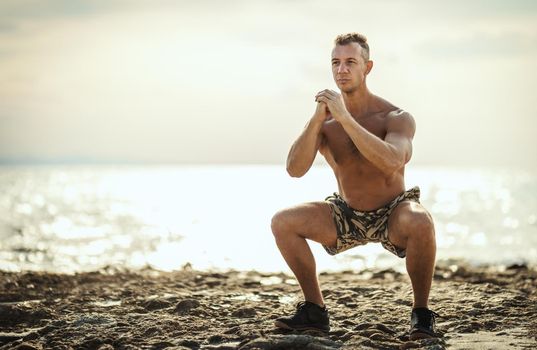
[385,133,413,163]
[385,111,416,163]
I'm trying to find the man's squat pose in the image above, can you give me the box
[271,33,437,340]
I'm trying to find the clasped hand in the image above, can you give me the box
[315,89,350,123]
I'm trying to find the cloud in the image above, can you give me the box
[408,0,537,20]
[0,0,117,21]
[0,0,536,167]
[416,32,537,60]
[0,0,251,23]
[0,22,17,33]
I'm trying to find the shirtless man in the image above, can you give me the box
[271,33,437,340]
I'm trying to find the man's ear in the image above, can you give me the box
[365,60,373,75]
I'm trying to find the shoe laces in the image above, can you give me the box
[413,308,440,327]
[296,301,308,310]
[429,310,440,325]
[415,308,440,317]
[296,301,325,311]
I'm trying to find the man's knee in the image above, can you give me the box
[407,207,435,241]
[271,202,336,245]
[271,209,291,239]
[391,203,435,240]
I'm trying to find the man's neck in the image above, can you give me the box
[342,85,373,118]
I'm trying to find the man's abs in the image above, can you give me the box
[332,162,406,211]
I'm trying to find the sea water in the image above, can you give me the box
[0,165,535,273]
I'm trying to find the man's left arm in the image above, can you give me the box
[343,111,415,175]
[315,91,415,175]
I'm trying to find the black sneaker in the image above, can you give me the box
[409,307,439,340]
[274,301,330,333]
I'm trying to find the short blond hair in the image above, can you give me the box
[334,33,370,61]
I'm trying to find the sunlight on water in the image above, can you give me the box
[0,165,536,273]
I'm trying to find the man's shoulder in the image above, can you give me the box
[385,108,416,135]
[371,95,410,119]
[386,108,413,120]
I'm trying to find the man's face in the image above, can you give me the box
[331,43,370,93]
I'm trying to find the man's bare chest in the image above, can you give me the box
[321,115,387,164]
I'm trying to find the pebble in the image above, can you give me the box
[11,343,42,350]
[231,307,257,318]
[369,332,390,341]
[174,299,201,314]
[72,314,116,327]
[97,345,114,350]
[399,341,421,349]
[203,343,241,350]
[240,334,341,350]
[0,332,30,343]
[144,299,172,311]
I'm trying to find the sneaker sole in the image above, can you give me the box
[274,320,330,333]
[409,332,435,341]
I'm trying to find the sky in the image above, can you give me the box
[1,0,536,169]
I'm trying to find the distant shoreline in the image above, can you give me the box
[1,258,536,275]
[1,161,535,173]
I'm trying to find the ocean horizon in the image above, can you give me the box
[0,164,535,273]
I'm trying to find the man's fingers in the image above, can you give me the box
[322,90,338,98]
[315,95,330,104]
[315,89,340,101]
[315,91,333,100]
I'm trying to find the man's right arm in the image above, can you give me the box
[286,103,327,177]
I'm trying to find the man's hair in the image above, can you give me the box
[334,33,370,61]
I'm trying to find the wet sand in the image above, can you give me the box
[1,262,536,349]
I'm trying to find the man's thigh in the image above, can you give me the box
[387,200,432,249]
[274,202,337,248]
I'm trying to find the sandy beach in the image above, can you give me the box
[1,262,535,350]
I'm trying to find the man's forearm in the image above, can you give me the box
[340,115,404,174]
[286,118,324,177]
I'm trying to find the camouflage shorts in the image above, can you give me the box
[322,186,421,258]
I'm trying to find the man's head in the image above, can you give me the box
[332,32,373,93]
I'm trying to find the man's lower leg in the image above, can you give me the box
[274,232,324,307]
[405,229,436,308]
